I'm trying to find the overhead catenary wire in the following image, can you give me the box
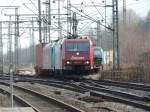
[8,0,17,6]
[90,0,109,26]
[28,0,38,11]
[22,0,74,38]
[23,3,37,15]
[78,21,94,34]
[42,17,73,37]
[65,5,113,31]
[22,0,113,37]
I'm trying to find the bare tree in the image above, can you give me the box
[119,9,150,68]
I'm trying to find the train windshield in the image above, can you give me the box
[94,49,102,58]
[66,42,89,51]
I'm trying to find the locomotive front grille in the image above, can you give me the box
[73,60,83,64]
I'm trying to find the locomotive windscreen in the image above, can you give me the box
[65,42,89,51]
[94,48,103,58]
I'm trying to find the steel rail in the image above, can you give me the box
[1,74,150,110]
[0,87,40,112]
[93,80,150,92]
[11,77,150,111]
[0,81,85,112]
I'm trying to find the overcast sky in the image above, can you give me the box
[1,0,150,52]
[0,0,150,17]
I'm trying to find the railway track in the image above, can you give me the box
[92,80,150,92]
[0,74,150,111]
[1,73,150,92]
[1,73,150,93]
[0,86,41,112]
[11,77,150,111]
[0,81,85,112]
[0,87,39,109]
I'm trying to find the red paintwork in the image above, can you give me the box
[35,43,45,74]
[64,52,89,60]
[62,38,94,70]
[35,37,94,74]
[89,39,94,69]
[35,44,43,68]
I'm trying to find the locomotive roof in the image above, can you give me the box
[94,46,103,49]
[65,38,91,42]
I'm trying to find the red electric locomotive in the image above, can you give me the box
[35,37,94,75]
[62,37,94,72]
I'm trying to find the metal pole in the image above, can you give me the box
[0,22,3,74]
[105,0,107,45]
[17,14,19,67]
[38,0,42,43]
[8,15,14,108]
[29,28,32,63]
[43,11,46,43]
[31,18,35,64]
[72,12,78,38]
[48,0,51,42]
[15,8,19,73]
[45,1,48,43]
[112,0,120,70]
[58,0,62,39]
[116,0,120,70]
[123,0,126,27]
[105,0,107,69]
[96,20,101,46]
[18,35,21,66]
[67,0,71,37]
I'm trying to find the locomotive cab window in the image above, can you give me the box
[65,42,89,51]
[94,49,102,57]
[65,43,77,51]
[77,43,88,51]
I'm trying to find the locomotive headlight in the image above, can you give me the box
[85,61,89,64]
[66,61,70,64]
